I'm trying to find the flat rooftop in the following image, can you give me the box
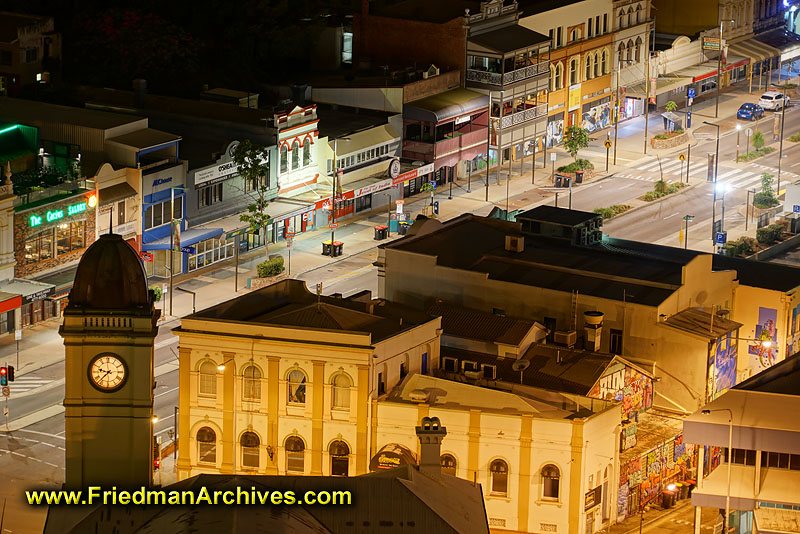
[0,98,145,131]
[374,0,481,23]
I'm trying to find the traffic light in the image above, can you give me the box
[153,443,160,471]
[0,367,6,386]
[7,365,14,382]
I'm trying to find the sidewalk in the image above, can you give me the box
[603,498,720,534]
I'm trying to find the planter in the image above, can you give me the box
[249,271,287,290]
[552,168,595,182]
[650,131,689,149]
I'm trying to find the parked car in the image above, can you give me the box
[737,103,765,120]
[759,90,790,110]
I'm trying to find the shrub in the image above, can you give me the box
[643,182,685,201]
[674,129,684,135]
[149,285,162,302]
[257,256,285,278]
[593,204,632,220]
[737,147,776,162]
[654,134,669,140]
[724,237,757,257]
[790,132,800,142]
[654,180,668,193]
[643,191,660,201]
[756,223,785,244]
[666,182,686,194]
[557,159,594,173]
[752,131,765,150]
[753,192,779,209]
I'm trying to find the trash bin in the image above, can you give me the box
[333,242,344,257]
[374,225,388,240]
[575,170,584,184]
[554,176,563,187]
[678,483,689,500]
[661,489,676,509]
[562,177,571,188]
[322,241,332,256]
[398,221,409,235]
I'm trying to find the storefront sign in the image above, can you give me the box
[703,37,720,50]
[568,84,582,112]
[394,163,434,185]
[22,286,55,305]
[584,486,601,511]
[194,161,240,188]
[140,252,154,262]
[455,115,471,125]
[152,177,173,187]
[29,200,88,228]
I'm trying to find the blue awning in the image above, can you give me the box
[141,227,223,251]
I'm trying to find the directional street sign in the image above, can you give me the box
[285,232,296,238]
[329,223,339,229]
[604,139,612,149]
[794,204,800,213]
[2,386,9,397]
[746,128,753,136]
[679,153,686,162]
[715,231,728,245]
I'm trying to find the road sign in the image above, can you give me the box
[329,223,339,229]
[2,386,9,397]
[679,153,686,162]
[688,88,696,98]
[140,251,154,263]
[550,153,557,162]
[687,97,694,106]
[3,406,7,416]
[285,232,296,238]
[604,139,612,149]
[395,200,404,205]
[686,111,692,128]
[286,238,293,248]
[14,329,21,342]
[746,128,753,136]
[715,231,727,245]
[180,246,196,254]
[794,204,800,213]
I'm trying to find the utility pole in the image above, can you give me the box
[485,91,493,202]
[644,51,650,154]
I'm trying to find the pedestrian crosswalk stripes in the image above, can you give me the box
[615,165,769,191]
[8,376,54,394]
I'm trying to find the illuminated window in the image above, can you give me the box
[240,432,260,468]
[285,436,305,473]
[197,427,216,464]
[199,361,217,397]
[331,373,351,410]
[490,459,508,495]
[242,365,261,401]
[441,454,457,476]
[287,369,307,404]
[330,440,350,476]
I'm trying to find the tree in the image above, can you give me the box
[754,172,779,208]
[752,131,765,150]
[233,140,273,260]
[563,126,590,161]
[665,101,678,112]
[420,182,435,215]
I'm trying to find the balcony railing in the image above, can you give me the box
[466,61,549,86]
[498,104,548,129]
[403,128,488,161]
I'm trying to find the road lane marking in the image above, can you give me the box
[11,429,65,440]
[664,212,681,219]
[155,386,179,398]
[155,337,179,350]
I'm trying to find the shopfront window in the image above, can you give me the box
[0,311,10,334]
[144,198,182,230]
[187,236,234,272]
[56,220,85,256]
[143,249,180,278]
[198,183,223,208]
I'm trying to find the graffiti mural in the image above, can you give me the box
[589,363,653,420]
[617,483,629,519]
[789,303,800,357]
[748,307,779,371]
[709,332,737,399]
[582,100,612,133]
[546,114,564,148]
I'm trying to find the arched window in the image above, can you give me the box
[241,431,260,468]
[601,49,609,74]
[303,138,311,166]
[618,42,626,67]
[285,436,305,473]
[627,7,633,26]
[490,459,509,495]
[280,145,288,173]
[550,63,557,91]
[242,365,261,401]
[441,454,457,476]
[635,37,643,63]
[197,427,216,464]
[594,51,600,78]
[542,464,561,499]
[618,9,625,28]
[329,440,350,476]
[199,361,217,397]
[555,63,563,89]
[626,40,633,62]
[585,53,593,80]
[331,373,351,410]
[569,57,579,86]
[287,369,307,404]
[291,141,300,170]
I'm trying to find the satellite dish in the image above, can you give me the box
[511,359,530,372]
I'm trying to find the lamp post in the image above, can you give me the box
[701,407,734,534]
[715,18,736,118]
[735,124,741,162]
[704,121,721,243]
[770,83,787,196]
[382,193,392,237]
[716,183,728,234]
[330,137,350,256]
[745,188,755,231]
[168,185,186,318]
[614,59,634,165]
[683,215,694,249]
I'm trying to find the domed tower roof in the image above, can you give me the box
[68,233,151,310]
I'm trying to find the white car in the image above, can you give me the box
[759,91,790,111]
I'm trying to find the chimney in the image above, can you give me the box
[583,311,604,352]
[415,416,447,478]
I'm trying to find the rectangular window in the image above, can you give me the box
[117,201,126,225]
[198,183,223,208]
[587,18,593,37]
[556,27,563,48]
[483,364,496,379]
[442,357,457,372]
[596,16,601,34]
[377,372,385,395]
[342,31,353,64]
[25,48,37,63]
[39,231,53,261]
[603,14,608,33]
[610,329,623,354]
[152,202,164,227]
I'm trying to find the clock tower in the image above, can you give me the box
[60,233,160,489]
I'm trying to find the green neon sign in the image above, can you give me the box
[29,201,88,228]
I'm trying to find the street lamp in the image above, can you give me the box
[382,192,392,237]
[770,83,787,196]
[168,185,186,318]
[614,59,634,165]
[682,215,694,249]
[701,407,733,534]
[716,183,729,235]
[715,18,736,118]
[330,137,351,257]
[704,121,721,243]
[745,188,756,231]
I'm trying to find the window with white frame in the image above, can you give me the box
[334,142,394,172]
[285,436,305,473]
[287,369,307,404]
[197,427,217,464]
[187,236,234,272]
[541,464,561,499]
[242,365,262,401]
[240,432,260,469]
[199,361,217,397]
[144,198,181,230]
[303,138,312,166]
[331,373,351,410]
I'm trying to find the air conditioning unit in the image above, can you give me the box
[505,235,524,252]
[553,330,577,347]
[464,370,483,380]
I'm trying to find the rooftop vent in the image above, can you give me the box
[553,330,577,348]
[505,235,524,253]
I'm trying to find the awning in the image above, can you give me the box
[0,291,21,314]
[142,227,223,251]
[35,265,78,301]
[755,29,800,62]
[0,279,56,304]
[625,76,692,98]
[754,507,800,534]
[404,88,489,124]
[468,24,549,54]
[369,443,417,471]
[673,56,750,83]
[729,38,781,63]
[188,198,316,240]
[98,182,137,206]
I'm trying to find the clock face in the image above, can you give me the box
[88,353,127,392]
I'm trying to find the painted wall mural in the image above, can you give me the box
[709,332,737,399]
[589,362,653,420]
[748,307,779,371]
[582,101,612,133]
[787,303,800,357]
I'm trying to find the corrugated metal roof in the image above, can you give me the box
[428,302,536,345]
[0,98,145,131]
[404,88,489,123]
[106,128,181,150]
[468,24,550,54]
[662,308,742,340]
